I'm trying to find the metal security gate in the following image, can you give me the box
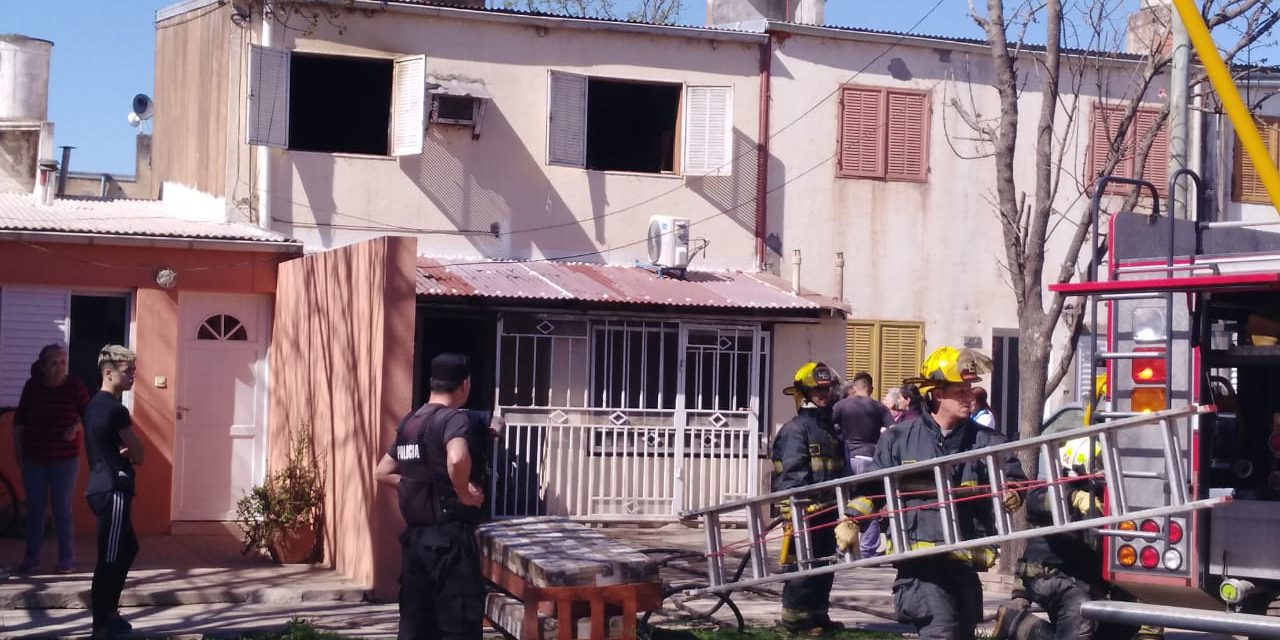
[490,314,767,521]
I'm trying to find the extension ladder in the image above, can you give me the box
[679,406,1227,596]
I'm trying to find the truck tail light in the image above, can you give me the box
[1131,388,1166,413]
[1140,546,1160,568]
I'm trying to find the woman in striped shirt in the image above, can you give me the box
[13,344,90,575]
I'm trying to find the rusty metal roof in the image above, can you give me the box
[417,257,847,314]
[0,193,297,245]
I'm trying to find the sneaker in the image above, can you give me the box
[54,563,74,574]
[11,561,36,575]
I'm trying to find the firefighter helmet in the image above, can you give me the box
[783,361,837,396]
[909,346,993,393]
[1060,436,1103,472]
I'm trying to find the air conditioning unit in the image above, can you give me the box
[647,215,690,268]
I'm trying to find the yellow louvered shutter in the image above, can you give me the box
[1235,118,1280,205]
[878,322,924,393]
[846,321,876,383]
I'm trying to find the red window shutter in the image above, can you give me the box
[1089,103,1132,194]
[1135,108,1169,197]
[838,86,885,178]
[886,90,929,182]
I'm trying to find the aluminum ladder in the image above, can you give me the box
[678,406,1227,596]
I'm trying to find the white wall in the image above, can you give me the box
[233,10,766,271]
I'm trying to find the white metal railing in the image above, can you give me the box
[490,406,762,521]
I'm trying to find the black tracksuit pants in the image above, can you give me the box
[398,522,484,640]
[88,490,139,632]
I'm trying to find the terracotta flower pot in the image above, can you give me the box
[269,522,317,564]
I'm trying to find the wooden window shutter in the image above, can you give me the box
[547,71,587,167]
[1134,108,1168,197]
[391,55,426,156]
[0,287,71,405]
[846,321,876,383]
[1088,103,1131,193]
[885,90,929,182]
[246,45,290,148]
[838,86,885,178]
[1234,118,1280,204]
[878,322,923,393]
[684,86,732,176]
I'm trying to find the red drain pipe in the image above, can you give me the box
[754,38,772,270]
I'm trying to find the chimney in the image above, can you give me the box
[1126,0,1174,56]
[706,0,825,28]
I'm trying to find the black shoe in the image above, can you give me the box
[108,614,132,635]
[993,599,1030,640]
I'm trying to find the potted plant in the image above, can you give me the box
[235,427,324,563]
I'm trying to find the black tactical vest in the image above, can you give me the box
[394,404,484,526]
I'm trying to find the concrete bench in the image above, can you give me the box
[477,517,662,640]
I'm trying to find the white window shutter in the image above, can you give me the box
[548,71,587,167]
[246,45,290,148]
[0,287,70,405]
[392,55,427,156]
[684,86,732,176]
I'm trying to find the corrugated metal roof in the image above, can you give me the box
[417,256,848,313]
[0,193,297,244]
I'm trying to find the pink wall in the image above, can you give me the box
[269,236,416,598]
[0,240,284,535]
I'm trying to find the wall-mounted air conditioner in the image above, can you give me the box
[647,215,690,269]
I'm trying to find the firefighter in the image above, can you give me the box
[993,437,1164,640]
[772,361,846,635]
[839,346,1027,640]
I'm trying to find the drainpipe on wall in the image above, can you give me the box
[754,39,772,271]
[257,6,274,228]
[791,249,801,294]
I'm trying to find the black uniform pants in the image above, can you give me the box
[398,522,484,640]
[892,558,983,640]
[88,491,139,632]
[781,509,837,627]
[1016,573,1096,640]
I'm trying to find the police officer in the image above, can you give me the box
[375,353,487,640]
[841,346,1027,640]
[772,361,846,635]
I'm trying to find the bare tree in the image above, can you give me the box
[952,0,1277,457]
[501,0,684,23]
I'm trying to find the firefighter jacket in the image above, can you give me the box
[772,407,846,495]
[868,411,1027,547]
[1021,482,1104,585]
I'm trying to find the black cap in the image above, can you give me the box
[430,353,471,384]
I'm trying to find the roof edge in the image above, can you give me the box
[365,1,767,43]
[156,0,224,23]
[0,228,303,253]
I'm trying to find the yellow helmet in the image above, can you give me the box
[783,361,837,397]
[910,346,993,393]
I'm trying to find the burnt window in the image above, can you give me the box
[585,79,680,173]
[288,53,393,155]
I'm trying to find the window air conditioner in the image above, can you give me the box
[647,215,690,269]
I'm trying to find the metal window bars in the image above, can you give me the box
[678,406,1227,596]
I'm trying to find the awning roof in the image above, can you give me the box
[417,257,848,315]
[427,75,492,99]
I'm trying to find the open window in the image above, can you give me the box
[246,45,426,156]
[548,73,728,175]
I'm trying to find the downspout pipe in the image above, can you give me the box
[257,6,274,228]
[754,39,772,271]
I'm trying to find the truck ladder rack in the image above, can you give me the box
[679,406,1227,596]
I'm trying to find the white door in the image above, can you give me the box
[174,293,270,521]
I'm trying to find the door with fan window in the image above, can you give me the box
[174,293,270,520]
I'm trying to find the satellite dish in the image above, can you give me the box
[127,112,142,128]
[131,94,154,120]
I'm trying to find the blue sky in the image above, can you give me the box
[1,0,1247,175]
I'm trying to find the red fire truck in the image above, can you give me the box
[1052,170,1280,633]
